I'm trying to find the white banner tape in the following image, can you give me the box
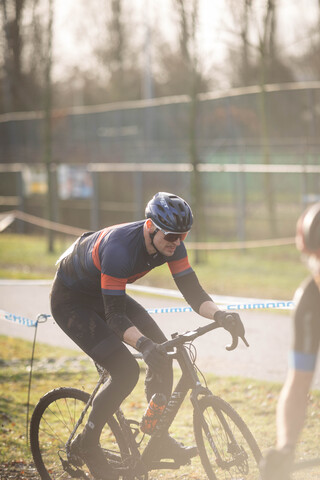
[0,309,37,327]
[0,281,294,328]
[1,300,295,329]
[147,301,294,315]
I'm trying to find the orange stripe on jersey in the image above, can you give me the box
[92,229,110,270]
[92,222,129,270]
[101,273,127,291]
[168,256,191,275]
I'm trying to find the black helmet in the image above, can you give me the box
[296,202,320,253]
[145,192,193,232]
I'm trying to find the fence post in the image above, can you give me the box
[16,169,25,234]
[91,171,100,231]
[133,171,144,221]
[51,165,59,224]
[235,170,246,243]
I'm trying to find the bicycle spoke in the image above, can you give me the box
[30,388,128,480]
[194,396,261,480]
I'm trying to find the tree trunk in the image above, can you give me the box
[43,0,54,252]
[258,0,277,236]
[175,0,204,262]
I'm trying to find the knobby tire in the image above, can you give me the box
[193,395,262,480]
[30,387,128,480]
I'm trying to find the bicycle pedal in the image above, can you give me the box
[59,452,88,478]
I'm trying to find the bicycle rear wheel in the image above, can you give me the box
[30,387,129,479]
[193,395,261,480]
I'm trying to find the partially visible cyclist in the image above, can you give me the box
[260,202,320,480]
[50,191,246,480]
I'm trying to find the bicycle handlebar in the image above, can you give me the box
[160,317,249,352]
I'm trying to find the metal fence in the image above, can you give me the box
[0,82,320,242]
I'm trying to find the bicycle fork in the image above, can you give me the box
[193,394,249,472]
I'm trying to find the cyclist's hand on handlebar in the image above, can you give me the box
[136,336,170,375]
[213,311,249,349]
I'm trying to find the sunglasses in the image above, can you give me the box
[153,223,189,243]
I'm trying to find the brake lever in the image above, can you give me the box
[241,335,249,347]
[223,314,250,351]
[225,333,249,351]
[225,333,238,351]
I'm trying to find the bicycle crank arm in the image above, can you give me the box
[58,453,90,479]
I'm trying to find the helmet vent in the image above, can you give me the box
[145,192,193,233]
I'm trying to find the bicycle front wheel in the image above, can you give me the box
[193,395,261,480]
[30,387,129,480]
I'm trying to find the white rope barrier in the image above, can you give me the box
[0,210,295,249]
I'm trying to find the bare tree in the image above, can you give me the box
[227,0,294,87]
[0,0,46,112]
[293,1,320,82]
[1,0,26,111]
[106,0,125,100]
[94,0,142,102]
[226,0,252,86]
[43,0,54,252]
[226,0,291,235]
[173,0,205,262]
[257,0,278,236]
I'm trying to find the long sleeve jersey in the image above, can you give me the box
[57,220,211,336]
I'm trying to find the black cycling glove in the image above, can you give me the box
[259,447,294,480]
[136,336,169,375]
[213,310,249,346]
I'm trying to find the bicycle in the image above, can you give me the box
[30,319,262,479]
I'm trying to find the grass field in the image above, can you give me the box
[0,233,319,478]
[0,232,307,299]
[0,335,319,479]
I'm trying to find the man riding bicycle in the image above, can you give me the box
[51,191,245,480]
[260,202,320,480]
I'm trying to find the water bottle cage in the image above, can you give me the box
[125,419,140,439]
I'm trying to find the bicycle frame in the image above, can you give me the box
[65,335,210,475]
[30,318,262,480]
[65,320,248,477]
[140,340,211,469]
[139,335,245,473]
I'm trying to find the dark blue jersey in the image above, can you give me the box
[57,220,193,296]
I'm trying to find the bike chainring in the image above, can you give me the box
[58,451,90,479]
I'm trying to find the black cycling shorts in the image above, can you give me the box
[50,275,167,359]
[50,275,173,402]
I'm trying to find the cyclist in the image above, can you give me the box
[260,202,320,480]
[50,191,246,480]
